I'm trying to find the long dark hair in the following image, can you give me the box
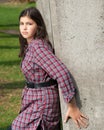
[19,7,53,57]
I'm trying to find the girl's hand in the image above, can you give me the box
[64,97,89,129]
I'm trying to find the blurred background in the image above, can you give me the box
[0,0,36,129]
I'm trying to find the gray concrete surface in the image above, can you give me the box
[37,0,54,46]
[37,0,104,130]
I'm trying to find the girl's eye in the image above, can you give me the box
[27,23,32,25]
[20,22,24,25]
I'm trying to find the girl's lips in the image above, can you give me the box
[22,32,28,35]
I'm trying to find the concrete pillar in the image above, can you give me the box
[36,0,54,45]
[37,0,104,130]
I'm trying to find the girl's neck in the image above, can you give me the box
[27,38,34,44]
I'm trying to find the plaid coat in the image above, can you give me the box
[12,39,75,130]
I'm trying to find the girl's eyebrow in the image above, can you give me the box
[19,21,32,23]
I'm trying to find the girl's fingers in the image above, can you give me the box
[81,113,89,120]
[77,117,86,128]
[64,109,89,129]
[64,114,69,123]
[73,119,81,129]
[77,115,89,128]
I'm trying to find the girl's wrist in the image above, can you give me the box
[68,97,77,108]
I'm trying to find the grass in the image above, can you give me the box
[0,2,36,30]
[0,2,36,130]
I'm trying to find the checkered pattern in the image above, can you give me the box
[12,39,75,130]
[12,86,61,130]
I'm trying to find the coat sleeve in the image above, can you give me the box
[32,41,75,103]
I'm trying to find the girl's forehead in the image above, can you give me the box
[20,16,33,21]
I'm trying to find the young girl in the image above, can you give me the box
[10,7,88,130]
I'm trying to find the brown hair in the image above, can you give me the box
[19,7,53,57]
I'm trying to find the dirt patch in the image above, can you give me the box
[0,30,19,35]
[0,0,10,3]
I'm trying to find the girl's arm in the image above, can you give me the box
[31,40,89,128]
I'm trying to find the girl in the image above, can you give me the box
[10,7,88,130]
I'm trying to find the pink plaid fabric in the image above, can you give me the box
[12,86,61,130]
[12,39,75,130]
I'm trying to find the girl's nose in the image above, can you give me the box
[23,24,27,30]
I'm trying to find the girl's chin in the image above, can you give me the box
[22,35,28,38]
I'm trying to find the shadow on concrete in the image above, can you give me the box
[69,72,82,109]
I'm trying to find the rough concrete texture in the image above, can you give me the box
[37,0,104,130]
[37,0,54,45]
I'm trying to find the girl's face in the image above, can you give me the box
[19,16,38,43]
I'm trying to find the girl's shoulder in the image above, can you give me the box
[29,39,53,52]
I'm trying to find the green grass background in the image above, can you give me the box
[0,2,36,130]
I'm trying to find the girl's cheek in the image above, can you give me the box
[19,26,22,31]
